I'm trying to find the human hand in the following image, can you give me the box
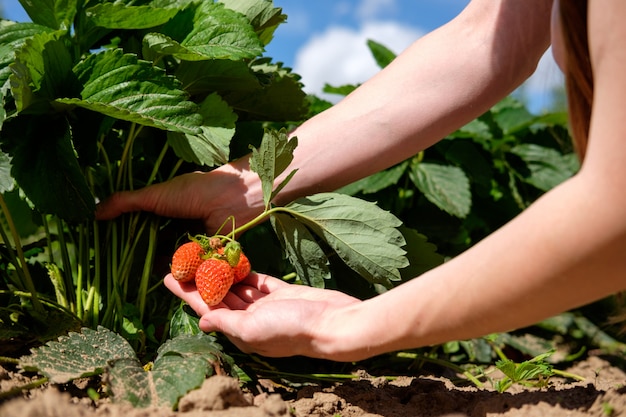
[95,159,264,233]
[164,272,361,359]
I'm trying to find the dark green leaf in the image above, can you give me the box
[169,304,201,338]
[249,129,297,208]
[398,226,444,280]
[18,0,77,30]
[174,60,260,95]
[86,3,179,29]
[337,161,408,195]
[410,162,472,218]
[367,39,396,68]
[11,30,78,110]
[510,144,578,191]
[0,151,13,193]
[56,49,203,135]
[4,115,95,222]
[167,92,236,166]
[220,0,287,45]
[108,333,225,408]
[271,213,330,287]
[19,326,136,383]
[282,193,408,287]
[150,2,263,61]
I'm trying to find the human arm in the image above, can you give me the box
[170,0,626,362]
[95,0,552,229]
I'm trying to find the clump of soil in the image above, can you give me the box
[1,354,626,417]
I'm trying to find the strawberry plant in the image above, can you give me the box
[0,0,310,352]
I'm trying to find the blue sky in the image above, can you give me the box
[1,0,563,112]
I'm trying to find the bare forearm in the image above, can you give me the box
[317,173,626,361]
[272,0,552,205]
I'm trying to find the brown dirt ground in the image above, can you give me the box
[1,353,626,417]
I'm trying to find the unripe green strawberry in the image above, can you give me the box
[195,258,234,306]
[171,241,205,282]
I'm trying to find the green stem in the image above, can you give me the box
[230,206,287,237]
[55,217,76,314]
[0,377,48,400]
[0,194,44,314]
[136,216,160,321]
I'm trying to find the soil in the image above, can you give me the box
[1,352,626,417]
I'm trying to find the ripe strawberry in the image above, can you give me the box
[171,241,206,282]
[231,252,251,284]
[217,245,251,284]
[195,258,234,306]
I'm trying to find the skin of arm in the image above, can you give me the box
[95,0,551,231]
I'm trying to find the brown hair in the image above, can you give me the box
[559,0,593,160]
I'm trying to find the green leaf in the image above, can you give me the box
[337,161,408,195]
[169,304,201,338]
[174,60,260,95]
[398,226,444,280]
[85,3,179,29]
[367,39,396,68]
[223,59,309,121]
[510,144,578,191]
[249,129,298,208]
[18,0,77,30]
[270,213,330,287]
[151,2,264,61]
[10,30,78,111]
[19,326,136,383]
[0,151,13,193]
[410,162,472,218]
[55,49,203,135]
[108,333,225,408]
[0,21,54,87]
[282,193,408,287]
[219,0,287,45]
[3,115,95,222]
[167,92,236,167]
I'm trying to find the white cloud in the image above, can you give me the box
[356,0,398,21]
[293,21,424,101]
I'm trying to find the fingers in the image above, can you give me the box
[95,189,147,220]
[240,272,291,293]
[163,274,211,316]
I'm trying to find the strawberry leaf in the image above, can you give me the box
[219,0,286,45]
[2,115,95,222]
[19,326,136,383]
[279,193,408,288]
[146,2,263,61]
[85,3,179,29]
[108,333,227,409]
[18,0,77,31]
[271,213,330,287]
[249,128,298,209]
[409,162,472,219]
[167,92,236,167]
[55,49,203,135]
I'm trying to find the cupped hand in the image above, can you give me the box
[164,272,361,359]
[95,159,263,233]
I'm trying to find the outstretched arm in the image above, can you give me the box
[96,0,552,230]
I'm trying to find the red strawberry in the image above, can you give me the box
[217,245,251,284]
[195,258,234,306]
[171,241,205,282]
[231,252,251,284]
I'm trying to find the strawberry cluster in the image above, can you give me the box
[170,235,251,306]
